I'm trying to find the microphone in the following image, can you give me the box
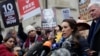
[51,48,71,56]
[52,43,59,50]
[26,31,54,56]
[26,41,52,56]
[61,40,71,50]
[26,42,43,56]
[39,41,51,56]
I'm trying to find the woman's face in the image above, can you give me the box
[61,22,73,38]
[28,30,36,37]
[11,31,17,38]
[5,38,15,49]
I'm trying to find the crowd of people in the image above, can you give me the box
[0,2,100,56]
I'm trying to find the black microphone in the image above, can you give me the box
[26,42,43,56]
[39,46,50,56]
[39,41,51,56]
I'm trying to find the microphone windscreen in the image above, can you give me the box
[39,46,50,56]
[39,42,51,56]
[51,48,71,56]
[26,42,43,56]
[52,43,59,50]
[43,41,52,48]
[62,40,71,50]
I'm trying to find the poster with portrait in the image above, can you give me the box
[42,8,57,29]
[1,0,19,28]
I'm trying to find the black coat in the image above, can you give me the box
[88,20,100,52]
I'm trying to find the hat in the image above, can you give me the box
[25,25,36,34]
[76,19,90,31]
[77,23,90,31]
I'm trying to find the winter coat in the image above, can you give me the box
[0,44,14,56]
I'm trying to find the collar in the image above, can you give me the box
[65,35,73,41]
[94,17,100,23]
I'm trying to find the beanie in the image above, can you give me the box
[25,25,36,34]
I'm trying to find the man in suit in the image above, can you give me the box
[87,2,100,56]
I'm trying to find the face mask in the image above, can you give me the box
[36,31,41,35]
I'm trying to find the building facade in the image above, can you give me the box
[79,0,90,20]
[0,0,80,37]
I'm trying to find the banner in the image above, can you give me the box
[17,0,41,20]
[42,8,56,29]
[61,8,71,19]
[90,0,100,3]
[79,0,87,4]
[1,0,19,28]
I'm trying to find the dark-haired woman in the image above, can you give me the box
[57,18,88,56]
[0,37,16,56]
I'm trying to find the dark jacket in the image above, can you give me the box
[87,19,100,52]
[0,44,14,56]
[18,23,27,42]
